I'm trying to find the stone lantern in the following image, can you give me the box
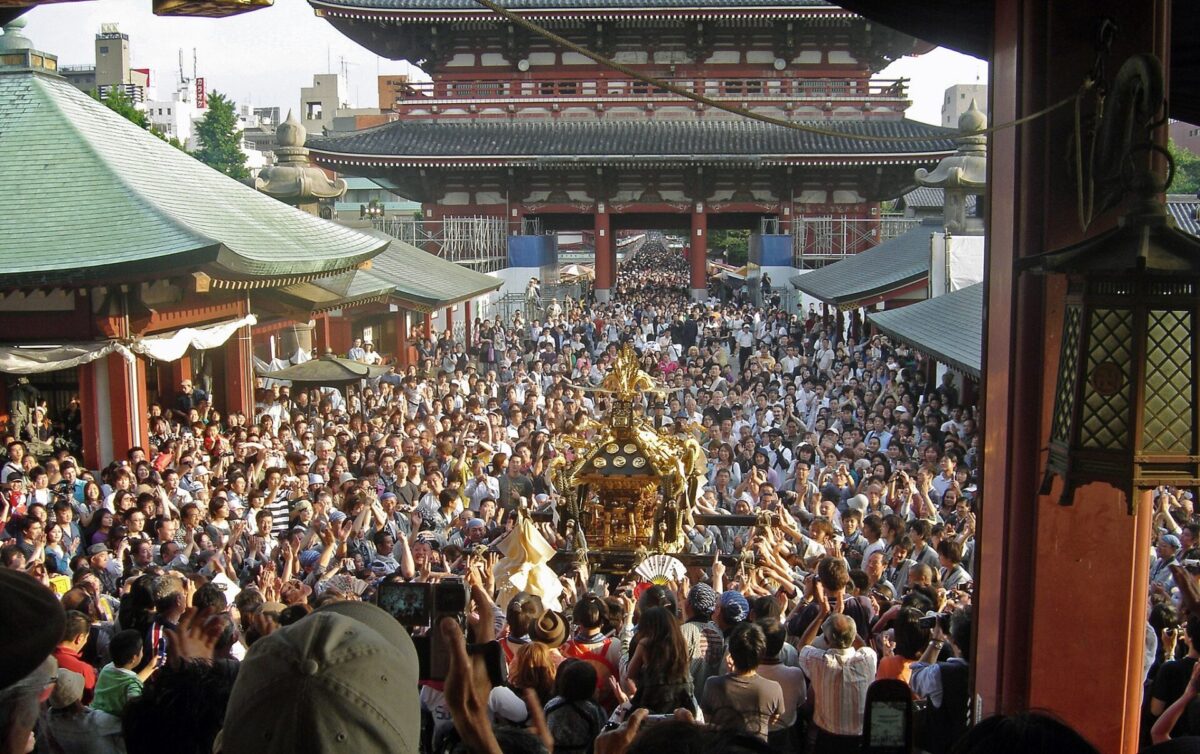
[914,100,988,236]
[254,111,347,216]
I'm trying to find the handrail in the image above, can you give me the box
[387,76,909,104]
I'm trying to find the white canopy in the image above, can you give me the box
[0,314,259,375]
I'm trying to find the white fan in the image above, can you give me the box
[634,554,687,585]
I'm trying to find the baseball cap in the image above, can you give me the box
[49,667,85,710]
[846,494,869,514]
[219,601,419,754]
[87,543,110,557]
[0,569,66,692]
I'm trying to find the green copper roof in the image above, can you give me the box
[281,233,500,313]
[0,69,386,288]
[789,218,938,307]
[867,282,982,378]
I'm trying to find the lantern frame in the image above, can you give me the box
[1025,191,1200,510]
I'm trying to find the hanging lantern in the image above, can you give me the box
[1024,55,1200,511]
[152,0,272,17]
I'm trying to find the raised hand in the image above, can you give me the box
[164,607,225,667]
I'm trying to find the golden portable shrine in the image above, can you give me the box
[550,345,709,570]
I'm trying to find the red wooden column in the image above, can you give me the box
[464,300,472,346]
[690,203,708,300]
[393,310,410,369]
[96,352,148,461]
[594,208,614,302]
[327,317,353,356]
[977,1,1169,751]
[223,323,254,420]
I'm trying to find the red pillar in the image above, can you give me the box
[78,362,100,468]
[464,300,473,347]
[393,310,410,369]
[223,323,254,421]
[594,209,613,301]
[976,1,1168,751]
[327,317,352,356]
[314,313,331,355]
[690,204,707,300]
[103,352,147,459]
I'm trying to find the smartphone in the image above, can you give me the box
[863,679,913,754]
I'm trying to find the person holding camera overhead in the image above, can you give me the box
[909,607,973,754]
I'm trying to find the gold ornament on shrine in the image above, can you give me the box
[1024,54,1200,511]
[552,345,705,559]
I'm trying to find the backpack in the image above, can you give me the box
[562,637,621,712]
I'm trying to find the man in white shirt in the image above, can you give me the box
[797,610,877,750]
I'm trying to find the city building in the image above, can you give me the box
[941,83,987,128]
[299,72,381,136]
[1169,118,1200,156]
[60,23,149,101]
[307,0,956,299]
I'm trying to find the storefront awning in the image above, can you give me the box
[790,218,940,310]
[867,283,983,378]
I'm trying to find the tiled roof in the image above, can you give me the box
[0,70,386,289]
[313,0,832,10]
[1168,194,1200,238]
[789,218,939,306]
[309,119,956,164]
[900,186,977,212]
[362,233,501,310]
[867,283,983,378]
[281,233,500,313]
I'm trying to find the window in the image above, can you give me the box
[305,102,323,120]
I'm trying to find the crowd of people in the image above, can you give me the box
[0,237,1117,754]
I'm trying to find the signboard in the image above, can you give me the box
[195,77,207,109]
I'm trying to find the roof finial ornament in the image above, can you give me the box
[254,109,346,213]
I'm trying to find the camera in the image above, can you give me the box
[918,612,952,632]
[1183,558,1200,574]
[377,579,469,680]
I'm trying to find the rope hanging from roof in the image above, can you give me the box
[470,0,1093,144]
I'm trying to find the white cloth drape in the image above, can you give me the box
[0,314,258,375]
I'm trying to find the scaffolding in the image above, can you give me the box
[791,215,919,269]
[373,215,509,273]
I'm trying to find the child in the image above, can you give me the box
[92,629,155,716]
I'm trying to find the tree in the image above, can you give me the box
[92,87,189,153]
[1168,138,1200,196]
[711,229,750,266]
[92,87,148,129]
[194,90,249,180]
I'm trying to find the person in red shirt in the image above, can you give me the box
[52,610,97,705]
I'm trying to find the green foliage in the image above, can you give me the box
[194,90,249,180]
[1169,139,1200,195]
[92,87,148,129]
[711,229,750,266]
[91,87,189,153]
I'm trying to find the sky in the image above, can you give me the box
[19,0,987,125]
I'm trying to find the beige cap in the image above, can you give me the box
[219,601,419,753]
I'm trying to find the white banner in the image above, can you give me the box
[0,314,258,375]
